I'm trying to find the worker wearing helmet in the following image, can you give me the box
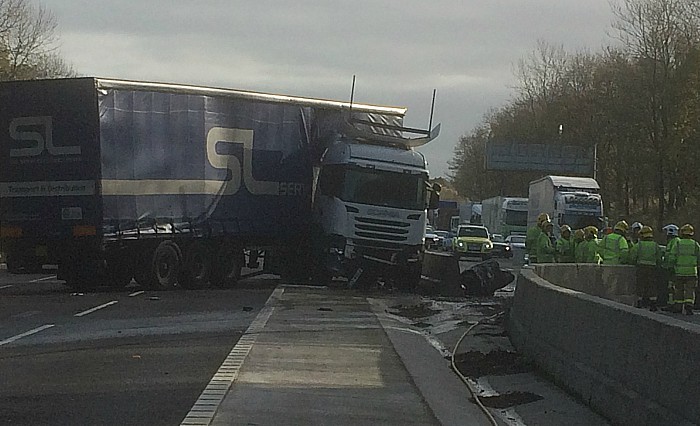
[629,222,643,246]
[597,220,630,265]
[660,224,680,307]
[666,224,700,315]
[572,229,585,259]
[555,225,575,263]
[576,226,601,263]
[535,220,556,263]
[526,213,549,263]
[629,226,662,311]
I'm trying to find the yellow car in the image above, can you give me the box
[452,225,494,260]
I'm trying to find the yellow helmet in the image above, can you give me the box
[537,213,550,225]
[560,225,572,234]
[680,224,695,237]
[639,226,653,238]
[574,229,585,240]
[543,220,554,230]
[614,220,629,232]
[585,226,598,237]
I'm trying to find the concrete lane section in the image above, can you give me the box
[210,285,492,426]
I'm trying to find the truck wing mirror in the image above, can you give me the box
[428,183,440,210]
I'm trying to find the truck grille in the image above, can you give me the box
[353,216,410,244]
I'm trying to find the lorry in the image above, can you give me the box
[449,201,481,233]
[481,196,528,237]
[527,175,603,237]
[0,77,440,291]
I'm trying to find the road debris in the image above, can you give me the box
[453,350,531,377]
[476,391,543,409]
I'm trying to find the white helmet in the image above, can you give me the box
[631,222,643,231]
[663,224,679,237]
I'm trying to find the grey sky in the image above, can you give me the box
[43,0,616,178]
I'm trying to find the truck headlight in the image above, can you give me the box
[484,242,493,250]
[457,241,465,247]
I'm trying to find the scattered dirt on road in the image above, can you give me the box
[453,349,531,377]
[388,302,439,319]
[477,391,543,408]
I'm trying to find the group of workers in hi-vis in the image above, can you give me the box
[525,213,700,316]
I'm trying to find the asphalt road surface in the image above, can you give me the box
[0,271,276,426]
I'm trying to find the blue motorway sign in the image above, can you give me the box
[485,142,594,175]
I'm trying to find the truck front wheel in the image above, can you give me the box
[211,243,242,288]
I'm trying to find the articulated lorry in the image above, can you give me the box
[481,196,528,237]
[0,78,440,290]
[527,175,603,237]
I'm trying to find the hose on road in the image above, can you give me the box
[450,310,505,426]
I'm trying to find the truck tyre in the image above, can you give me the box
[211,243,242,288]
[179,242,212,289]
[136,241,181,290]
[152,241,181,290]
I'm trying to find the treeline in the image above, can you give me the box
[449,0,700,229]
[0,0,74,80]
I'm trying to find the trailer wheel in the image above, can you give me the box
[179,242,212,289]
[153,241,181,290]
[211,243,242,288]
[136,241,181,290]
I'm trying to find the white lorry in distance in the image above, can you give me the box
[527,175,603,237]
[481,196,528,237]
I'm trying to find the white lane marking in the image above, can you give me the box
[129,291,145,297]
[0,324,55,346]
[180,286,284,426]
[74,301,118,317]
[30,275,57,283]
[0,285,13,290]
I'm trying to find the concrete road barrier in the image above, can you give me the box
[509,268,700,426]
[534,263,637,306]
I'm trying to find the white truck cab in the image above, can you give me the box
[313,120,439,290]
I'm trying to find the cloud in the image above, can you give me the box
[44,0,616,177]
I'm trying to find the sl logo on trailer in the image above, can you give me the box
[9,116,81,157]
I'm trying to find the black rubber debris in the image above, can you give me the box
[453,350,531,377]
[242,306,253,312]
[478,391,543,408]
[318,307,333,312]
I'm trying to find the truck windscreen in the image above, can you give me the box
[318,165,426,210]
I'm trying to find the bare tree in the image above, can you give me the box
[0,0,73,80]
